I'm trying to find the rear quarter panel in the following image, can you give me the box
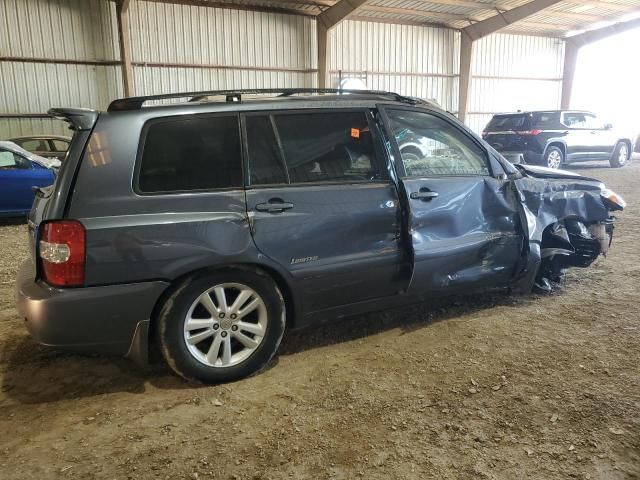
[66,112,283,288]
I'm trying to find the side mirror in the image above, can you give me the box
[604,123,613,130]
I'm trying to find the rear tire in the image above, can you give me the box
[544,146,563,169]
[610,142,629,168]
[157,269,286,384]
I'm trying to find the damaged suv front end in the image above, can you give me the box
[511,164,625,292]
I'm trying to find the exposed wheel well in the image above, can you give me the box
[147,264,297,362]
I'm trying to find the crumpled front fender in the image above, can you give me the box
[510,175,610,291]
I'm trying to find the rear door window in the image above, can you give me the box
[562,112,588,128]
[138,115,242,193]
[245,110,383,186]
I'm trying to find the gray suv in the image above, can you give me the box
[16,89,626,384]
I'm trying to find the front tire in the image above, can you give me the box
[157,269,286,384]
[610,142,629,168]
[544,146,563,169]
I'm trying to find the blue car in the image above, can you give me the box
[0,140,60,217]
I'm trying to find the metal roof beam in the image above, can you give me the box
[362,5,479,22]
[317,0,370,29]
[458,0,564,123]
[462,0,565,41]
[567,15,640,46]
[116,0,134,97]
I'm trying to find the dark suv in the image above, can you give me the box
[482,110,633,169]
[16,89,626,384]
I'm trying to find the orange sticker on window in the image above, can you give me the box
[350,128,360,139]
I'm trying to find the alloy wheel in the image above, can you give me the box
[618,144,629,165]
[547,150,562,169]
[183,283,267,367]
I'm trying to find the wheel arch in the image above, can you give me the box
[147,262,299,362]
[545,141,566,158]
[539,214,589,241]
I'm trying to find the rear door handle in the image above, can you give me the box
[410,191,439,201]
[255,201,294,213]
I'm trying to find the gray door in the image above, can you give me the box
[584,113,616,157]
[562,112,599,160]
[380,107,523,295]
[243,110,408,312]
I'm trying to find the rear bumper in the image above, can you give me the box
[16,260,168,361]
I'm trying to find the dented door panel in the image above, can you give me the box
[405,176,523,294]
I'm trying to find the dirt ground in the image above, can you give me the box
[1,161,639,480]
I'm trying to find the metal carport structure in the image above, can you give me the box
[1,0,640,136]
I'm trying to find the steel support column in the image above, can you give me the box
[116,0,134,97]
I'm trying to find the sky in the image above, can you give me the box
[572,27,640,137]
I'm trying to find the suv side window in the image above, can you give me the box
[245,111,383,186]
[386,109,490,177]
[562,112,587,128]
[138,115,242,193]
[532,112,558,129]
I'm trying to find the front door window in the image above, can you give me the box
[385,110,490,177]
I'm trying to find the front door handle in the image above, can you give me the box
[410,190,439,201]
[255,201,294,213]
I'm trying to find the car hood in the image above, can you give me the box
[515,164,601,184]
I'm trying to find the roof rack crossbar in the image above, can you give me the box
[107,88,425,111]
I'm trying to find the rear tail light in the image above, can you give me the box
[516,129,542,136]
[39,220,85,287]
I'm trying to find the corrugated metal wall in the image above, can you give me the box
[1,0,565,139]
[0,0,122,137]
[467,33,565,133]
[0,0,316,138]
[329,20,460,112]
[129,2,317,95]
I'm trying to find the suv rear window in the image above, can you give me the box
[138,115,242,193]
[486,114,529,131]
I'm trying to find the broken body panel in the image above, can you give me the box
[511,165,615,292]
